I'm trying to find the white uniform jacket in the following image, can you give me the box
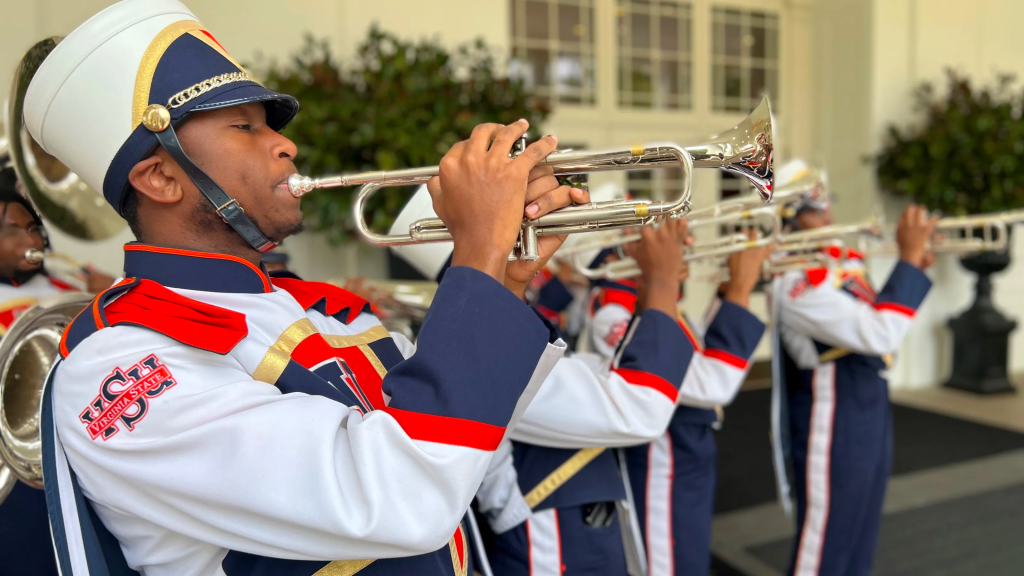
[476,280,763,534]
[587,280,759,408]
[44,243,565,576]
[767,252,932,509]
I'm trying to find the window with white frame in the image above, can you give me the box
[711,7,778,113]
[510,0,596,105]
[616,0,693,110]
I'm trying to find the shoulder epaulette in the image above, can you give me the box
[60,278,248,358]
[271,278,371,324]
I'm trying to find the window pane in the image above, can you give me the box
[527,49,551,87]
[751,26,766,58]
[631,12,651,48]
[555,51,584,89]
[725,65,742,98]
[766,28,778,60]
[659,60,679,97]
[750,67,766,100]
[725,22,742,56]
[526,1,549,39]
[660,16,678,51]
[631,57,653,95]
[559,4,583,42]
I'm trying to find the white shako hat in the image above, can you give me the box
[23,0,298,251]
[389,185,454,281]
[776,158,831,220]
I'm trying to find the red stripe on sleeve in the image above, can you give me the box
[535,305,560,324]
[382,407,506,451]
[613,368,678,402]
[703,348,750,370]
[874,302,915,317]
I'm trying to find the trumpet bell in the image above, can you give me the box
[0,292,91,496]
[8,38,126,241]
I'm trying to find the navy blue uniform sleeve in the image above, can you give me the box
[383,266,559,431]
[611,309,695,401]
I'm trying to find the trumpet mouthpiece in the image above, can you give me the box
[24,249,44,265]
[287,174,316,197]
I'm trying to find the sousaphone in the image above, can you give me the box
[0,38,124,501]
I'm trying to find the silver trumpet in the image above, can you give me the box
[572,206,782,280]
[287,97,774,261]
[774,212,885,254]
[859,213,1010,257]
[689,251,835,284]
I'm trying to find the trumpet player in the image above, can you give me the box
[768,160,936,576]
[573,218,769,576]
[392,186,703,575]
[22,0,594,573]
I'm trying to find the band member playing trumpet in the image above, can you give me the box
[392,188,704,575]
[769,160,936,576]
[22,0,590,573]
[569,202,768,576]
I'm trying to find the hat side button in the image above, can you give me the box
[142,104,171,132]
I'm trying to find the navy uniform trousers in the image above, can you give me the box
[486,444,629,576]
[626,407,718,576]
[786,353,892,576]
[0,481,60,575]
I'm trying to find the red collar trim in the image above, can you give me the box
[271,278,371,324]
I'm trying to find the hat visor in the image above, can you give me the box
[177,81,299,131]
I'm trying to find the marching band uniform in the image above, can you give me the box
[391,187,699,576]
[768,162,932,576]
[582,267,765,575]
[0,271,75,334]
[0,168,71,576]
[25,2,565,574]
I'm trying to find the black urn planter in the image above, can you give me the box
[945,229,1018,394]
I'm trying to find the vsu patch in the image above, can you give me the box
[79,354,177,440]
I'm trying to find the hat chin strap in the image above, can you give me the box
[152,124,276,253]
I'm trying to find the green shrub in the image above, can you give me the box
[875,70,1024,216]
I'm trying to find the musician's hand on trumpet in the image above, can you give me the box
[625,217,690,318]
[426,120,559,284]
[896,204,939,269]
[719,230,773,308]
[504,166,591,300]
